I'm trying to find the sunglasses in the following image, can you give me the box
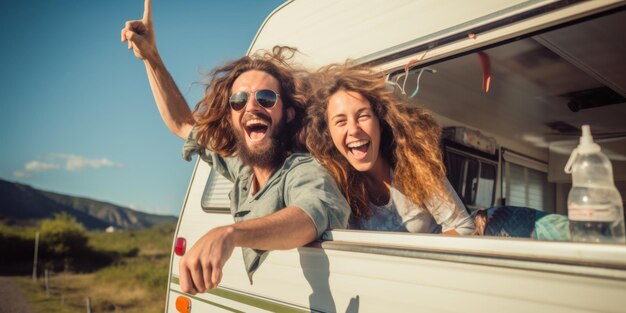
[229,89,280,111]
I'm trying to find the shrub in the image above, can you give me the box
[39,213,88,258]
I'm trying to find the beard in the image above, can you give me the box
[234,116,288,170]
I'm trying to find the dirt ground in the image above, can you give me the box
[0,276,34,313]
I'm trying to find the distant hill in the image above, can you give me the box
[0,179,177,230]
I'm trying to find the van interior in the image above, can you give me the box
[388,9,626,218]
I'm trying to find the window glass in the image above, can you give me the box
[464,158,479,205]
[505,162,556,212]
[445,148,496,209]
[527,168,545,210]
[507,163,527,207]
[476,162,496,208]
[201,169,232,212]
[445,150,465,194]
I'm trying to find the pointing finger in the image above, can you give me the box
[143,0,152,23]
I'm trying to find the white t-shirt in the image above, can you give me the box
[355,179,475,235]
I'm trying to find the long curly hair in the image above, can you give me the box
[193,46,308,156]
[305,63,448,221]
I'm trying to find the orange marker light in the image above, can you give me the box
[175,296,191,313]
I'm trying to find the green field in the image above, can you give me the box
[2,221,176,313]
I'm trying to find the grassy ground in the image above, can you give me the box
[10,223,176,313]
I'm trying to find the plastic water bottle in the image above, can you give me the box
[565,125,625,243]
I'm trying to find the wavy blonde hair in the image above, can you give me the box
[193,46,309,156]
[305,63,448,221]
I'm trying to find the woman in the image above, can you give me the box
[305,63,474,235]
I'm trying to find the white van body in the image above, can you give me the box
[165,1,626,312]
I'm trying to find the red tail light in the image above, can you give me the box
[175,237,186,256]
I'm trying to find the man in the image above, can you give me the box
[121,0,349,295]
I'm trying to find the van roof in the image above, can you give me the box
[247,0,624,70]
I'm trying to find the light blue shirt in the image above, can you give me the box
[183,127,350,281]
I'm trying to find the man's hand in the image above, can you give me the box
[177,207,317,294]
[179,226,236,294]
[121,0,157,61]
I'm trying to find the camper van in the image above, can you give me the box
[166,1,626,312]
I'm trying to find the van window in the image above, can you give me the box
[385,8,626,240]
[201,169,232,213]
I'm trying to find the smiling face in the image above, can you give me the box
[327,89,383,173]
[230,70,294,168]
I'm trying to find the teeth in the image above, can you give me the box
[347,140,369,148]
[245,119,269,127]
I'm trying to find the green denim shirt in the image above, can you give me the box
[183,127,350,282]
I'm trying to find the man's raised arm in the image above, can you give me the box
[121,0,194,140]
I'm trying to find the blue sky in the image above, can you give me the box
[0,0,285,217]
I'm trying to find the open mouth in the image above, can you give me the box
[244,118,270,141]
[347,140,370,160]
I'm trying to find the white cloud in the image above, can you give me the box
[25,161,60,171]
[16,153,124,176]
[13,170,32,178]
[50,153,123,171]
